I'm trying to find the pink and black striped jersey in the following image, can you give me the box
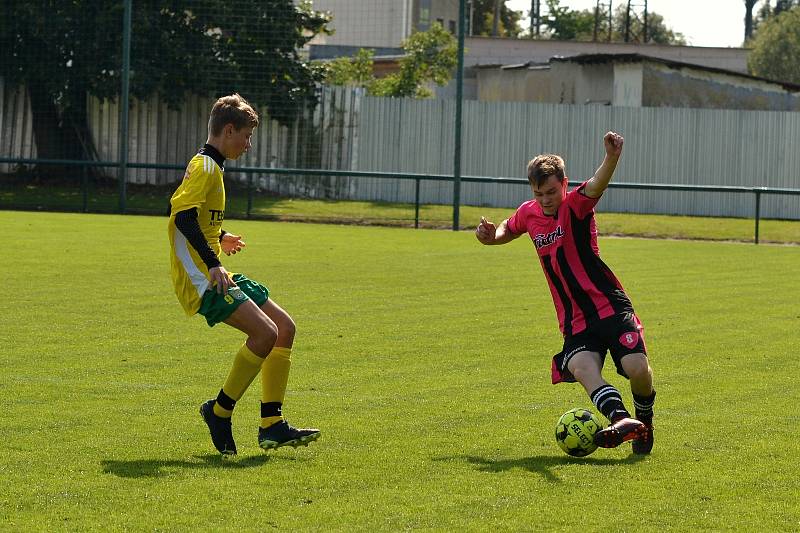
[508,181,633,336]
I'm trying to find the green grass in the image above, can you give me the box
[2,179,799,243]
[2,211,800,531]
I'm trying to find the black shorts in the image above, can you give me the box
[551,312,646,384]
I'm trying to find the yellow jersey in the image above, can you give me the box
[168,150,226,315]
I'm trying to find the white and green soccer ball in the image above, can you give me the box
[555,408,603,457]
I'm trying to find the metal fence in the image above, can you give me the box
[1,0,799,234]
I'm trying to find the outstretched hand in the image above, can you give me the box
[603,131,624,157]
[221,233,246,256]
[475,216,496,244]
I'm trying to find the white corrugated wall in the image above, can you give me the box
[356,98,800,219]
[1,78,798,219]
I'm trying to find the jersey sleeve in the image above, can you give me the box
[170,159,212,213]
[567,181,600,220]
[507,201,533,235]
[174,208,221,270]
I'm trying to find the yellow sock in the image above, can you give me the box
[213,343,265,418]
[260,347,292,428]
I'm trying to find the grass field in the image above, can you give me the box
[2,211,799,531]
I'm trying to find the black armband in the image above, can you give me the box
[219,230,227,243]
[174,208,221,270]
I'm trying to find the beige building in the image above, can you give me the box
[437,38,750,100]
[475,53,800,111]
[309,0,460,53]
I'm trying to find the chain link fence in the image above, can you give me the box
[2,0,402,220]
[2,0,799,232]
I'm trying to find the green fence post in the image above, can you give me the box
[82,164,88,213]
[754,189,761,245]
[247,173,253,219]
[415,177,420,229]
[118,0,132,214]
[452,0,466,231]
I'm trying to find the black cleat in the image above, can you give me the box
[258,420,321,450]
[632,419,654,455]
[593,417,648,448]
[199,399,237,455]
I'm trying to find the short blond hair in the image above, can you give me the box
[527,154,565,187]
[208,93,259,136]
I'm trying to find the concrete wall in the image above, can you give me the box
[642,62,800,111]
[436,38,750,101]
[476,67,551,102]
[462,37,750,73]
[430,0,460,33]
[574,63,614,105]
[613,63,644,107]
[309,0,459,49]
[473,58,800,111]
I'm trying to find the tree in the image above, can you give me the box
[748,6,800,84]
[751,0,800,39]
[324,49,375,88]
[322,24,458,99]
[0,0,330,170]
[542,0,685,44]
[470,0,523,37]
[541,0,596,40]
[611,7,686,45]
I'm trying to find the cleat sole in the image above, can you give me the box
[259,432,321,451]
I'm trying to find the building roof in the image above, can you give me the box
[549,53,800,92]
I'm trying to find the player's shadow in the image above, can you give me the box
[436,453,646,483]
[101,453,275,478]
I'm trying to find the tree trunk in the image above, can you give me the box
[27,79,100,179]
[744,0,757,41]
[492,0,500,36]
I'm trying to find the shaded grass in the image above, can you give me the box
[2,179,799,244]
[2,211,799,530]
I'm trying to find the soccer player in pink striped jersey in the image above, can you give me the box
[476,131,656,454]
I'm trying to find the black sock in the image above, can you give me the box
[261,401,283,418]
[590,384,630,422]
[215,389,236,411]
[633,390,656,422]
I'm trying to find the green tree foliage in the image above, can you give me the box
[470,0,523,37]
[324,49,375,87]
[751,0,800,38]
[541,0,595,40]
[322,25,457,98]
[542,0,685,44]
[748,6,800,83]
[0,0,330,165]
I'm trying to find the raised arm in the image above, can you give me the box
[475,216,521,245]
[583,131,624,199]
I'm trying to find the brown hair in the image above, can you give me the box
[207,93,259,136]
[527,154,565,187]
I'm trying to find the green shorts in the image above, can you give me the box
[197,273,270,327]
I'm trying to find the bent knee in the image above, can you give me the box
[622,353,651,380]
[569,359,601,382]
[278,315,296,342]
[250,321,278,353]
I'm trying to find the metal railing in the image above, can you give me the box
[2,156,799,244]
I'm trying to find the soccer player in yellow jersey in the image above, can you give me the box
[168,94,320,455]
